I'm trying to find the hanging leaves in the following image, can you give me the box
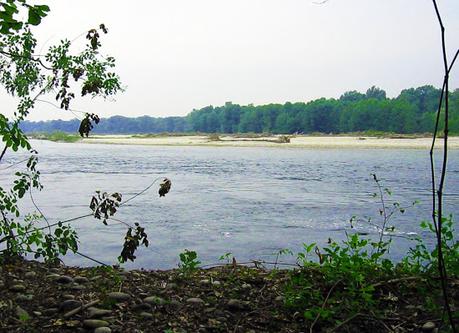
[78,113,100,137]
[119,223,149,263]
[159,178,171,197]
[89,191,122,225]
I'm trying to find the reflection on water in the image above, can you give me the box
[1,140,458,269]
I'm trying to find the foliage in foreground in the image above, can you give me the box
[283,208,458,330]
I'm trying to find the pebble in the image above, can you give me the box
[186,297,205,305]
[200,279,210,285]
[169,299,181,308]
[143,296,165,305]
[275,296,284,302]
[140,312,153,319]
[60,299,82,312]
[10,284,26,292]
[94,328,112,333]
[241,283,251,290]
[24,271,37,278]
[166,283,178,290]
[74,276,89,284]
[87,307,112,318]
[55,275,74,284]
[70,284,85,291]
[16,294,34,302]
[62,294,75,300]
[83,319,110,329]
[33,311,42,316]
[133,303,152,311]
[422,322,436,332]
[212,280,221,286]
[226,299,247,311]
[107,292,131,302]
[43,297,56,307]
[46,273,60,279]
[15,306,29,319]
[49,268,60,274]
[42,308,59,316]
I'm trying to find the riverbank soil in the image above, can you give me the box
[0,258,457,332]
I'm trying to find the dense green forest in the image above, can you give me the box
[21,85,459,134]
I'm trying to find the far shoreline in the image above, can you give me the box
[75,134,459,150]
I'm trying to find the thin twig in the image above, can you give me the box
[330,313,361,332]
[371,276,423,288]
[63,299,99,318]
[431,1,456,331]
[310,279,341,333]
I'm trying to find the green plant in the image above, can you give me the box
[178,249,200,275]
[284,177,418,328]
[218,252,233,264]
[273,248,293,269]
[404,214,459,275]
[0,1,121,263]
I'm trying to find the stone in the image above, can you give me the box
[55,275,73,284]
[15,306,29,319]
[107,292,131,302]
[212,280,221,286]
[140,312,153,319]
[46,273,60,280]
[186,297,205,305]
[422,322,436,332]
[143,296,165,305]
[83,319,110,329]
[87,307,112,318]
[226,299,247,311]
[42,308,59,316]
[132,303,152,312]
[16,294,33,302]
[200,279,210,285]
[62,294,75,300]
[70,284,85,291]
[60,299,82,312]
[94,328,112,333]
[169,299,181,308]
[10,284,26,292]
[43,297,56,307]
[241,283,251,290]
[74,276,89,284]
[24,271,37,278]
[275,296,283,302]
[49,268,60,273]
[166,283,178,290]
[33,311,42,316]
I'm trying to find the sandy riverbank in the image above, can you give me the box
[81,134,459,149]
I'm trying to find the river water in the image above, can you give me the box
[1,140,458,269]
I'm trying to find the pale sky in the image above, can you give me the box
[2,0,459,121]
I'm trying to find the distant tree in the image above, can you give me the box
[339,90,366,103]
[366,86,387,100]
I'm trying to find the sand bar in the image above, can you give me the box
[81,135,459,149]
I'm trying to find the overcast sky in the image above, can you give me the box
[2,0,459,121]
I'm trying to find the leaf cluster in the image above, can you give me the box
[178,249,201,276]
[89,191,122,225]
[119,223,149,263]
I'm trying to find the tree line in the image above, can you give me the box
[21,85,459,135]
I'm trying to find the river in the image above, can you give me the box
[1,140,458,269]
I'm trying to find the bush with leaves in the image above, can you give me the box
[0,0,122,262]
